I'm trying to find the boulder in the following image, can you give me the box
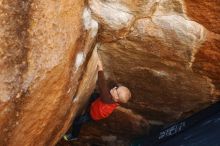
[72,0,219,144]
[0,0,98,145]
[1,0,219,145]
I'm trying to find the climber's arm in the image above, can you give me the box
[97,59,115,104]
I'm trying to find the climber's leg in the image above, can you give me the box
[63,112,92,141]
[63,91,99,141]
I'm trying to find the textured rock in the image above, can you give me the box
[71,0,219,144]
[90,0,218,119]
[185,0,220,34]
[185,0,220,95]
[1,0,220,146]
[0,0,98,146]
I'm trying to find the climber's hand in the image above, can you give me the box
[97,57,103,71]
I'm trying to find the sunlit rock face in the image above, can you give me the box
[185,0,220,91]
[69,0,219,145]
[0,0,98,146]
[1,0,220,146]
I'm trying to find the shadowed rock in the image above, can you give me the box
[0,0,219,146]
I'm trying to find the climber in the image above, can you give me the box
[63,57,132,141]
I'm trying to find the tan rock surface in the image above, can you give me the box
[89,0,219,119]
[184,0,220,34]
[70,0,219,144]
[0,0,219,146]
[185,0,220,95]
[0,0,98,146]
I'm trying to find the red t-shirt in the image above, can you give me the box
[90,97,119,121]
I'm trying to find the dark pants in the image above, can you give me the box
[69,92,99,137]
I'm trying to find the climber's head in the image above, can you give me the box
[110,85,131,103]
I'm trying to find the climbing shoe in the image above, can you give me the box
[63,133,78,141]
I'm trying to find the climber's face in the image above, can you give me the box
[110,86,120,102]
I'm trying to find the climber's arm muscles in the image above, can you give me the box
[98,71,114,104]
